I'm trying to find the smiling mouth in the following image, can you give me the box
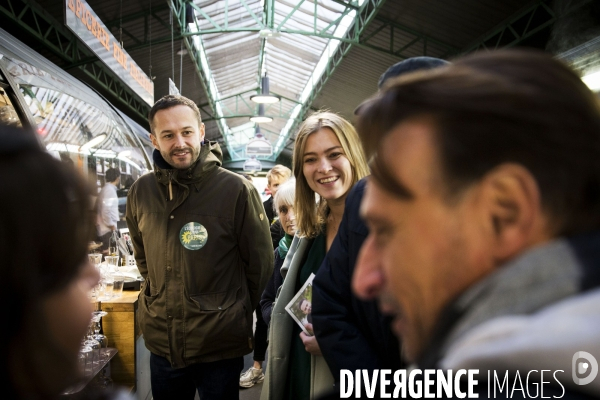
[172,150,190,157]
[318,176,338,184]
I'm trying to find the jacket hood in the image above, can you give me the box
[152,141,222,185]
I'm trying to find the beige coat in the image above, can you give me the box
[261,236,334,400]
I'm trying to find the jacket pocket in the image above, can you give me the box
[190,289,236,311]
[185,287,251,356]
[143,279,159,308]
[138,279,167,355]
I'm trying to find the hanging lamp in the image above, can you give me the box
[250,74,281,104]
[250,104,273,123]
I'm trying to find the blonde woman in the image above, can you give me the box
[261,112,369,400]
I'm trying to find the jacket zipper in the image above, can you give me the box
[167,170,173,201]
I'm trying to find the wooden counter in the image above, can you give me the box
[101,290,151,399]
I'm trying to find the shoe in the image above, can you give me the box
[239,366,265,388]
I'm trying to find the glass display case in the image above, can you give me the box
[0,28,152,195]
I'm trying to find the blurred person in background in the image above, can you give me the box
[97,167,120,253]
[264,164,293,249]
[260,178,297,327]
[263,164,292,224]
[0,125,104,399]
[261,112,369,400]
[240,165,292,388]
[240,172,253,182]
[312,57,449,386]
[240,178,297,389]
[354,50,600,397]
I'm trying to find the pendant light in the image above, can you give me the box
[250,74,280,104]
[250,104,273,123]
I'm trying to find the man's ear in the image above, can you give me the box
[150,134,159,150]
[479,163,546,263]
[199,122,206,144]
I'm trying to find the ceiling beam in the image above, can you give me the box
[275,0,387,159]
[330,0,360,11]
[360,15,459,58]
[104,3,170,27]
[447,0,555,57]
[120,4,456,63]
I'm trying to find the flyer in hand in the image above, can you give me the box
[285,273,315,336]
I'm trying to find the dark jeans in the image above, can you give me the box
[254,305,268,362]
[150,353,243,400]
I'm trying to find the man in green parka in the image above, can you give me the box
[126,94,273,400]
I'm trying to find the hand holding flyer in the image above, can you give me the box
[285,273,315,335]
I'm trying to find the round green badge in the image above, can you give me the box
[179,222,208,250]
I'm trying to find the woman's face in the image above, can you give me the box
[44,261,100,369]
[278,203,297,236]
[302,128,353,204]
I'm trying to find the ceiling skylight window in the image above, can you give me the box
[185,0,368,161]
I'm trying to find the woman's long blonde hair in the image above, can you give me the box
[292,111,369,238]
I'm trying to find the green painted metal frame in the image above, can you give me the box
[360,15,459,58]
[171,0,554,159]
[447,0,555,57]
[276,0,386,157]
[114,0,554,65]
[173,0,387,160]
[0,0,150,120]
[165,0,452,61]
[170,0,237,157]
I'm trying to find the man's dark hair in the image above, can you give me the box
[148,94,202,134]
[378,56,449,88]
[357,49,600,237]
[105,167,120,183]
[355,57,449,115]
[239,173,253,182]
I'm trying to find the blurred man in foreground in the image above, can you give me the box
[353,50,600,398]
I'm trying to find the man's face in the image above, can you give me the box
[268,176,286,198]
[353,118,493,362]
[151,105,205,170]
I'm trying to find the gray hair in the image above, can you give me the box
[274,178,296,212]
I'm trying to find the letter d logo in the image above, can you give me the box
[572,351,598,385]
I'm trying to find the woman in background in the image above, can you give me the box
[260,178,297,326]
[261,112,369,400]
[0,125,102,399]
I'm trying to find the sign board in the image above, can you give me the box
[243,157,262,172]
[246,137,273,156]
[169,78,180,95]
[64,0,154,105]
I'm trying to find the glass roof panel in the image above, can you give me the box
[189,0,361,160]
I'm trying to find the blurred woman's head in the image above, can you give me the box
[274,179,297,236]
[0,125,99,398]
[292,111,369,238]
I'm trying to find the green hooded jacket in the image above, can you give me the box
[126,141,273,368]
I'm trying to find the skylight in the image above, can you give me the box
[186,0,365,160]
